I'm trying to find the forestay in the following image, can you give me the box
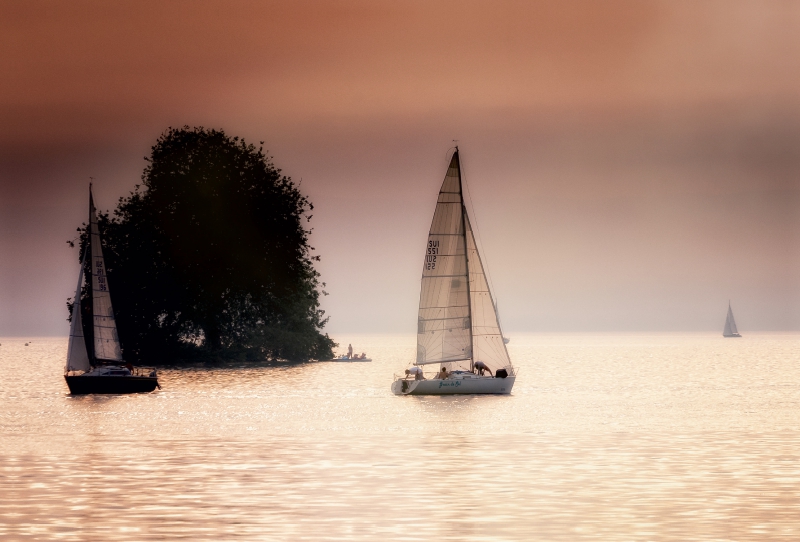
[66,253,91,373]
[416,153,471,366]
[89,191,123,362]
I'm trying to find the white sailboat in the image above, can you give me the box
[723,302,742,338]
[392,149,516,395]
[65,186,160,394]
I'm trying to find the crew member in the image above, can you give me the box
[405,366,424,380]
[473,360,492,376]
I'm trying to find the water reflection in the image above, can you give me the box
[2,334,800,540]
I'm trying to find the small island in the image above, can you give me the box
[69,126,335,364]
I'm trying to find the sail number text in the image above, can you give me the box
[95,260,107,291]
[426,240,439,270]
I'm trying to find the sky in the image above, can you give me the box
[1,0,799,337]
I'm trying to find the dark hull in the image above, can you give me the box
[65,375,159,395]
[723,334,742,338]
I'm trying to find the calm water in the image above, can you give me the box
[3,333,800,540]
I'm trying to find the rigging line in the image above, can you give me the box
[459,150,503,328]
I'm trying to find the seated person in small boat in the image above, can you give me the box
[473,360,493,377]
[438,367,449,379]
[405,366,424,380]
[360,352,367,359]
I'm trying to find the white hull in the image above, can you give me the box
[391,375,515,395]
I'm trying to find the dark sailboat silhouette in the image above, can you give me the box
[64,186,160,394]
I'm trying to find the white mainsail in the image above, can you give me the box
[415,150,511,373]
[416,153,471,366]
[89,189,123,362]
[723,303,739,337]
[66,253,91,373]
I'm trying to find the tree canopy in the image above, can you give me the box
[73,127,335,363]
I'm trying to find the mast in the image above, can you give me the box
[456,148,474,370]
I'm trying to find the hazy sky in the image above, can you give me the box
[1,0,799,336]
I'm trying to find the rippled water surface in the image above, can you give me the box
[3,333,800,540]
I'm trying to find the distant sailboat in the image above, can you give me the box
[64,186,160,394]
[723,302,742,338]
[391,148,516,395]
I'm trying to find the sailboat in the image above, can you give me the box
[723,302,742,338]
[391,148,516,395]
[64,186,160,394]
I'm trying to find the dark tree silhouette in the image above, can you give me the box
[71,127,335,363]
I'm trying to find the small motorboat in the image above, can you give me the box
[325,355,372,362]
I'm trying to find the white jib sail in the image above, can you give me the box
[89,190,123,361]
[416,152,471,367]
[66,253,91,373]
[464,212,511,373]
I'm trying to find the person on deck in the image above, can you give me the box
[405,366,424,380]
[347,344,353,359]
[473,360,493,377]
[438,367,449,379]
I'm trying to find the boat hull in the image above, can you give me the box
[391,376,515,396]
[65,375,159,395]
[723,334,742,338]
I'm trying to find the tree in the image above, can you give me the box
[73,126,335,363]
